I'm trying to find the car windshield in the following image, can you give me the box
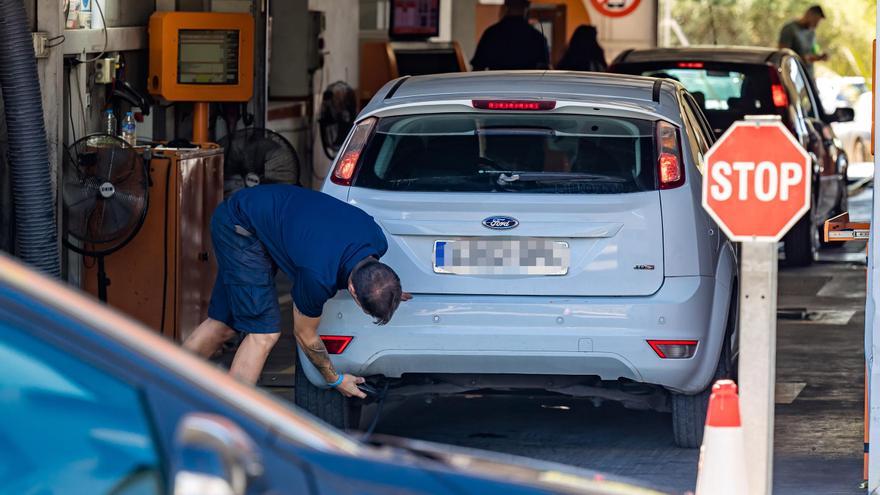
[353,113,657,194]
[633,63,775,133]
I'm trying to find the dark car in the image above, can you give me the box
[611,46,854,266]
[0,253,663,495]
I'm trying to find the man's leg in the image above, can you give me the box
[229,332,281,384]
[183,317,237,358]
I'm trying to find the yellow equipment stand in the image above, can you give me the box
[824,212,871,486]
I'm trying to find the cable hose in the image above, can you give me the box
[361,382,390,441]
[0,0,59,276]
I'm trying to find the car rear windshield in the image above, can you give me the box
[623,63,774,134]
[353,113,657,194]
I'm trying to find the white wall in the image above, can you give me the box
[309,0,360,188]
[583,0,658,62]
[452,0,478,63]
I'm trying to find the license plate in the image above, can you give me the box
[433,239,570,275]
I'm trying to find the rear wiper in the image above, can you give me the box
[497,172,627,184]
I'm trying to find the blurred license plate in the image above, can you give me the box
[433,239,570,275]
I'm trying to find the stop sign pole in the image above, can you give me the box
[702,115,811,495]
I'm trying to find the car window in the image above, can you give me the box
[0,324,163,494]
[785,57,815,118]
[684,93,716,144]
[354,113,657,194]
[780,57,810,138]
[633,63,774,135]
[679,97,708,173]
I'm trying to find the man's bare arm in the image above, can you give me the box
[293,305,337,382]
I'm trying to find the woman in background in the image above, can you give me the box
[557,25,607,72]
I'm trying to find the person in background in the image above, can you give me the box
[470,0,549,71]
[557,25,608,72]
[778,5,828,76]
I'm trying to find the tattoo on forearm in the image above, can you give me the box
[298,336,338,382]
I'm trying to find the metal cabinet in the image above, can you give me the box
[84,146,223,342]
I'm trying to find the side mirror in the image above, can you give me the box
[172,413,263,495]
[831,107,855,123]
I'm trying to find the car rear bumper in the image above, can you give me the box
[318,276,729,394]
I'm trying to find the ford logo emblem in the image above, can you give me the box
[482,216,519,230]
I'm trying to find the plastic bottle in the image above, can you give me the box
[104,109,116,136]
[121,111,136,146]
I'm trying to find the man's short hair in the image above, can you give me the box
[504,0,530,8]
[806,5,825,18]
[351,260,402,325]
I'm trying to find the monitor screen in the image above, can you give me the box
[177,29,240,85]
[389,0,439,40]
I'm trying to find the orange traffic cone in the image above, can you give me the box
[695,380,749,495]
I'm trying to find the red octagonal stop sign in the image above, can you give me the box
[702,120,811,242]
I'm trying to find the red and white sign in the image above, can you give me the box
[702,120,811,242]
[589,0,641,18]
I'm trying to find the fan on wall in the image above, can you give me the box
[319,81,356,160]
[62,135,149,302]
[219,127,302,198]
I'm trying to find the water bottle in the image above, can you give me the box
[104,109,116,136]
[121,111,136,146]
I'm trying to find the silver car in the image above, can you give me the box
[298,71,739,448]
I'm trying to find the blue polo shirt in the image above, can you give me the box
[225,185,388,317]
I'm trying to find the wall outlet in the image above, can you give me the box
[95,56,116,84]
[32,32,49,59]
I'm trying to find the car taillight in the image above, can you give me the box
[656,120,684,189]
[677,62,704,69]
[771,84,789,108]
[767,66,789,108]
[472,100,556,110]
[647,340,698,359]
[330,117,377,186]
[321,335,353,354]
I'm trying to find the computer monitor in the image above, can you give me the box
[389,0,440,41]
[149,12,253,102]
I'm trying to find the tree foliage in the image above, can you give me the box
[666,0,877,81]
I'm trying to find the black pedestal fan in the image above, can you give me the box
[62,134,149,302]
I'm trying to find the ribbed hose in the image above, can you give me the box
[0,0,59,276]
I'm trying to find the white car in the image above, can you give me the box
[297,71,739,448]
[833,91,872,169]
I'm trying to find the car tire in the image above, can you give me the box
[783,212,816,267]
[671,323,733,449]
[294,351,362,430]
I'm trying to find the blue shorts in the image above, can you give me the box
[207,202,281,334]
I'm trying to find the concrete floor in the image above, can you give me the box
[244,185,873,494]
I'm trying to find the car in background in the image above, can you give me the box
[816,75,866,114]
[833,90,872,167]
[303,71,739,449]
[0,253,663,495]
[611,47,855,266]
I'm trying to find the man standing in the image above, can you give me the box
[470,0,549,71]
[183,185,408,399]
[779,5,828,76]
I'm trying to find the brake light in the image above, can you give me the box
[320,335,353,354]
[677,62,704,69]
[330,117,377,186]
[472,100,556,111]
[771,84,789,108]
[647,340,698,359]
[655,121,684,189]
